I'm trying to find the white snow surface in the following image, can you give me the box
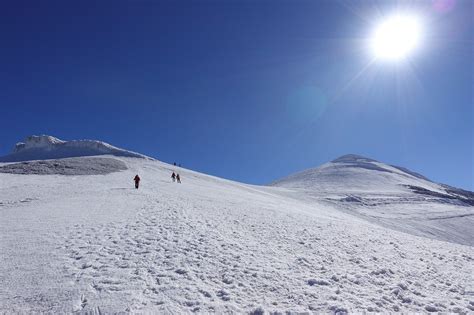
[1,154,473,313]
[0,135,150,162]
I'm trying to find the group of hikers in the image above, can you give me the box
[171,172,181,183]
[133,171,181,189]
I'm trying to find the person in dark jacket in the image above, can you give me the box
[134,175,141,189]
[171,172,176,182]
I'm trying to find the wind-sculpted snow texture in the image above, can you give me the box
[1,157,473,313]
[272,154,474,247]
[0,157,127,175]
[0,135,149,162]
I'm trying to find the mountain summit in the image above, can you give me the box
[0,135,150,162]
[271,154,474,245]
[271,153,435,193]
[272,153,473,205]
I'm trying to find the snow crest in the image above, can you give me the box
[1,135,151,162]
[13,135,65,153]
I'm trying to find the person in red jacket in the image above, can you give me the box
[134,174,140,189]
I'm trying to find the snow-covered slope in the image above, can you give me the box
[0,135,150,162]
[271,154,474,246]
[273,154,452,195]
[1,146,473,313]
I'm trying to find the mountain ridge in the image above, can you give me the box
[272,153,437,190]
[272,152,473,204]
[271,152,473,246]
[0,135,152,162]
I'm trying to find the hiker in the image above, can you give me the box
[133,174,141,189]
[171,172,176,182]
[176,173,181,183]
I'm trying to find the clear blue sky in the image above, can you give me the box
[1,0,472,190]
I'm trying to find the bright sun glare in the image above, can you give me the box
[371,14,422,61]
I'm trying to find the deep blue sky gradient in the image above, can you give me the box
[1,0,473,190]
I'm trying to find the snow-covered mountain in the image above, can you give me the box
[1,138,473,313]
[272,153,472,205]
[0,135,150,162]
[271,154,474,246]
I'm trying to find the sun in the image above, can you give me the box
[371,14,422,61]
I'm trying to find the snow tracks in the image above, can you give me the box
[63,187,474,314]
